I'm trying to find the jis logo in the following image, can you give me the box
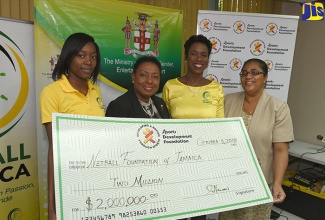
[301,2,324,21]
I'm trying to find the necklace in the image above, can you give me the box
[242,101,258,115]
[140,98,155,117]
[242,106,254,115]
[186,76,203,97]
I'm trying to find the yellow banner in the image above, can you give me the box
[0,18,39,219]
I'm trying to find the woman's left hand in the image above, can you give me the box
[272,142,289,203]
[272,184,286,203]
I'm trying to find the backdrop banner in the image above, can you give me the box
[0,17,39,219]
[34,0,183,218]
[198,11,299,102]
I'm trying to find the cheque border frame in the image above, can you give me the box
[54,115,272,219]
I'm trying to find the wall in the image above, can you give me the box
[2,0,324,147]
[282,2,325,146]
[0,0,33,21]
[0,0,208,76]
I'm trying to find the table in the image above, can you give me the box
[289,140,325,165]
[275,140,325,219]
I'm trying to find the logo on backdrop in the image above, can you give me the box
[0,31,28,137]
[265,60,274,72]
[301,2,324,21]
[199,19,212,32]
[229,58,242,71]
[209,37,221,54]
[205,74,218,82]
[233,21,246,34]
[250,39,266,56]
[137,125,160,149]
[123,12,160,57]
[266,23,278,36]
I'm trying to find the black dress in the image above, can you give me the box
[105,85,170,119]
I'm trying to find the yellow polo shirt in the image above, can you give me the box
[162,78,224,119]
[40,75,105,124]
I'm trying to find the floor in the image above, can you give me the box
[272,206,305,220]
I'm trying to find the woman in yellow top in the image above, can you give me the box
[162,34,224,220]
[39,33,105,220]
[162,34,224,119]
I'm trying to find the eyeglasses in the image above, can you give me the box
[239,70,265,77]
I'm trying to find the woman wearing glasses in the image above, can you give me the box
[219,58,294,220]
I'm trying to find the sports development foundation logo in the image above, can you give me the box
[205,73,218,82]
[250,39,265,56]
[229,58,242,71]
[266,23,278,36]
[265,60,274,72]
[209,37,221,54]
[233,21,246,34]
[0,31,29,137]
[137,124,160,149]
[199,19,212,32]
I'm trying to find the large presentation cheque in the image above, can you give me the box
[52,114,272,220]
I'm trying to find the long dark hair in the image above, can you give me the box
[52,33,101,83]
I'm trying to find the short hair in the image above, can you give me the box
[133,56,162,74]
[242,58,268,75]
[184,34,212,58]
[52,33,101,83]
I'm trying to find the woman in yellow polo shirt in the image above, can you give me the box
[162,34,224,220]
[39,33,104,220]
[162,34,224,120]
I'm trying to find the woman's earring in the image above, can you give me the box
[132,80,134,83]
